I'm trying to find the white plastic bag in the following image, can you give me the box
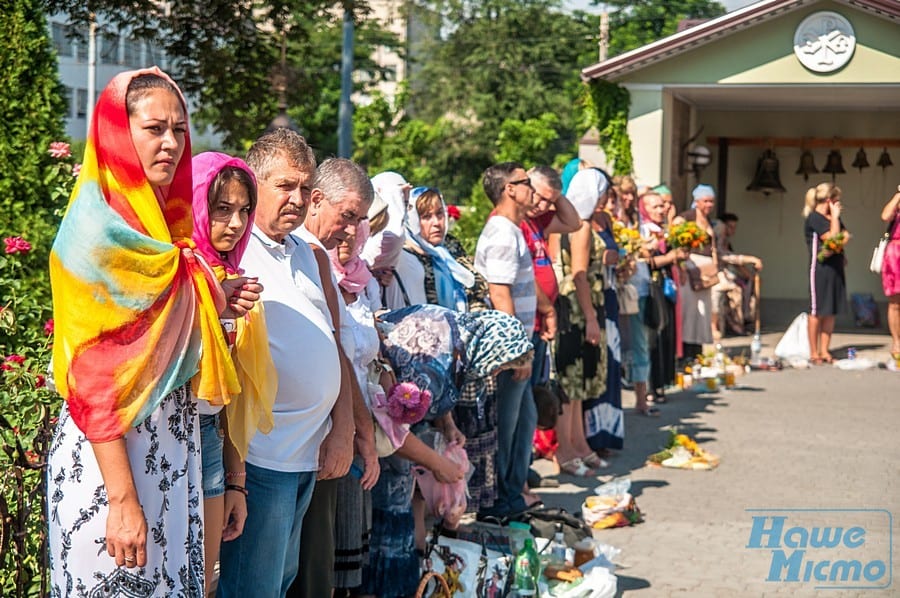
[774,312,810,360]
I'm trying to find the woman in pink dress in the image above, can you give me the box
[880,185,900,369]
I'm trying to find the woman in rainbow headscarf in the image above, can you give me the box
[46,69,261,596]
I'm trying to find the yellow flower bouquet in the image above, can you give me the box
[665,221,710,250]
[647,428,720,470]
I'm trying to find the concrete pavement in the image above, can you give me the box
[533,330,899,597]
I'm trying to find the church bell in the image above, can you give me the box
[822,149,846,179]
[746,149,786,195]
[851,147,869,171]
[794,150,818,181]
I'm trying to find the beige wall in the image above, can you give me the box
[620,1,900,86]
[696,108,900,302]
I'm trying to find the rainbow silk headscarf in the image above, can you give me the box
[191,152,277,459]
[50,68,240,442]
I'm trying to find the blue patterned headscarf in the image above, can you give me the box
[377,305,533,419]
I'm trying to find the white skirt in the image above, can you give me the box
[47,384,204,597]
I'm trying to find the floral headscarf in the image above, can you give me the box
[377,305,533,419]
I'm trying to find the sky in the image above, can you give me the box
[564,0,758,14]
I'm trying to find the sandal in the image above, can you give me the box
[558,457,596,477]
[635,406,661,417]
[650,392,667,404]
[581,453,609,469]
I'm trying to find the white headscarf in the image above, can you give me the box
[566,168,609,220]
[361,171,409,270]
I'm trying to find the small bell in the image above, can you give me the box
[851,147,869,171]
[795,150,818,181]
[822,149,846,180]
[877,148,893,170]
[746,149,786,195]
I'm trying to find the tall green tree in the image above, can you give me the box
[600,0,726,57]
[1,0,68,306]
[43,1,402,151]
[376,0,598,199]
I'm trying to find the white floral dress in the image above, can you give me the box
[47,384,204,597]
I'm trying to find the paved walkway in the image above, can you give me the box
[533,331,899,597]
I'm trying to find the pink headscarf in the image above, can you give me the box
[329,220,373,294]
[191,152,257,276]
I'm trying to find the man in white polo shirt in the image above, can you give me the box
[217,130,359,597]
[474,161,538,519]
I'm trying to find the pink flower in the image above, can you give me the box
[4,236,32,254]
[386,382,431,425]
[72,163,82,177]
[44,319,54,336]
[1,354,26,371]
[447,205,461,220]
[49,141,72,159]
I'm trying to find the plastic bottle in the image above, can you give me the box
[513,538,539,596]
[847,347,856,360]
[750,332,762,366]
[549,524,568,565]
[714,343,726,373]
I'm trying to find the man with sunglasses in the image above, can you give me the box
[474,162,540,520]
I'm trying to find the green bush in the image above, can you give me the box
[0,2,70,594]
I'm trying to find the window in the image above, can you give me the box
[62,86,73,117]
[76,88,88,119]
[75,37,88,63]
[122,38,142,67]
[100,33,119,64]
[51,22,72,57]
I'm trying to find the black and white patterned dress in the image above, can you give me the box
[47,384,205,598]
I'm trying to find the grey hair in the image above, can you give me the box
[246,128,316,182]
[528,165,562,193]
[314,158,375,207]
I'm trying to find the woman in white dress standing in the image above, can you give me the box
[46,68,260,596]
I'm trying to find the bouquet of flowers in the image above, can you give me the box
[647,428,720,470]
[665,221,710,250]
[385,381,431,425]
[613,221,643,257]
[817,232,846,262]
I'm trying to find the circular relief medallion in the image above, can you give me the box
[793,11,856,73]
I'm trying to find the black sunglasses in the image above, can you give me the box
[508,178,532,188]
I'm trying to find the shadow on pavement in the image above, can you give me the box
[614,574,651,595]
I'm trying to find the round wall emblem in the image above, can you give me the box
[793,11,856,73]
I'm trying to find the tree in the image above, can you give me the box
[43,1,403,151]
[1,0,68,308]
[601,0,726,57]
[372,0,599,198]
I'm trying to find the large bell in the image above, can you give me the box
[822,149,846,179]
[877,148,893,170]
[795,150,818,181]
[746,149,787,195]
[851,147,869,171]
